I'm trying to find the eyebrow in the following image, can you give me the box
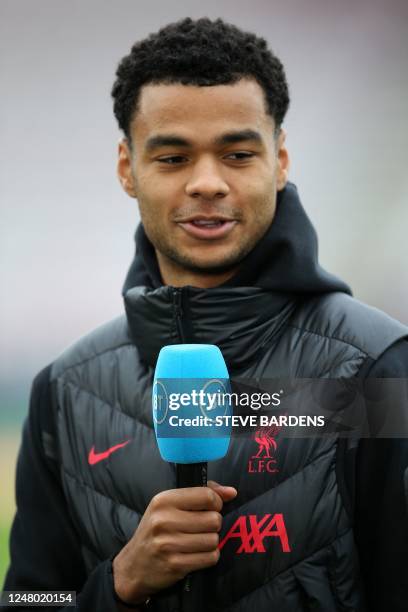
[144,129,263,152]
[215,129,263,147]
[145,135,190,152]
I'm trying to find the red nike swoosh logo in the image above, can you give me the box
[88,440,131,465]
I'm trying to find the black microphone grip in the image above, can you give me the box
[176,462,208,488]
[176,462,209,612]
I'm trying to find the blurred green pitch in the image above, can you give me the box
[0,431,20,586]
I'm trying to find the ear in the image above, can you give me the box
[117,138,137,198]
[276,129,290,191]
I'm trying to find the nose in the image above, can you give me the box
[185,156,230,200]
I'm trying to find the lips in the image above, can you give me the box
[177,218,238,240]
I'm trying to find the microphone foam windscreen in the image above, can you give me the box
[153,344,232,463]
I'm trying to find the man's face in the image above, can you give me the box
[118,78,289,283]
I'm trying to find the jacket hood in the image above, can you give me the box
[122,183,351,369]
[122,182,351,296]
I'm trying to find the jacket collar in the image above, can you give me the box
[124,285,296,371]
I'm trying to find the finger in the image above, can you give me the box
[169,549,220,575]
[162,487,223,512]
[207,480,238,502]
[162,509,222,534]
[158,532,219,554]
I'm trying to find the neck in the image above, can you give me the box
[156,251,238,288]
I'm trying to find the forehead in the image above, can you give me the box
[131,78,274,145]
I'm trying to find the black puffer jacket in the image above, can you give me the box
[4,184,408,611]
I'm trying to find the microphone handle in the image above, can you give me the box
[176,462,208,488]
[176,462,208,612]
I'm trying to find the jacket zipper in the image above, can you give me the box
[174,287,190,601]
[173,287,186,343]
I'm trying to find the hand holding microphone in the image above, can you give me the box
[112,481,237,606]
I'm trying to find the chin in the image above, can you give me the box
[201,240,252,262]
[177,252,243,275]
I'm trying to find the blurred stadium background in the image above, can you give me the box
[1,0,407,586]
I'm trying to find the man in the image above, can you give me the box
[3,17,408,612]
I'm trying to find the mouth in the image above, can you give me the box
[176,216,238,240]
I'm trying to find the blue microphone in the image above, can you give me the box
[152,344,232,610]
[153,344,232,488]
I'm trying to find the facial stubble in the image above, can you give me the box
[137,195,276,277]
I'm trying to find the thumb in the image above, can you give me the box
[207,480,238,502]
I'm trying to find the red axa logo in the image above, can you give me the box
[248,425,280,474]
[218,513,291,553]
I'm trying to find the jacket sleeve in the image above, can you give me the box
[354,339,408,612]
[2,366,122,612]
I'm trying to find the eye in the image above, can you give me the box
[157,156,187,165]
[225,152,255,161]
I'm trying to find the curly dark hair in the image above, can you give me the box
[111,17,290,141]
